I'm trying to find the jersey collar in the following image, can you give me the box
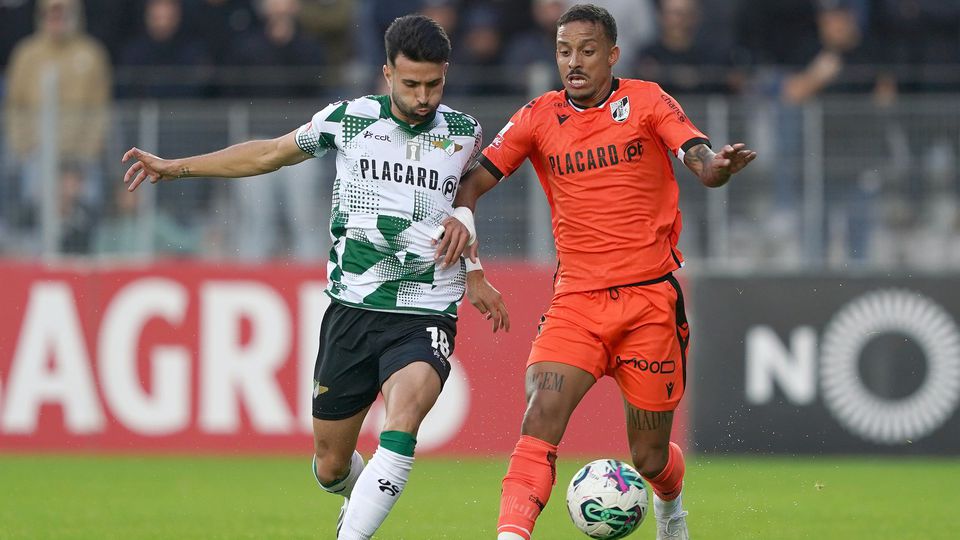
[373,95,438,134]
[566,78,621,112]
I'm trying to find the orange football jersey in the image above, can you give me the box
[481,78,709,294]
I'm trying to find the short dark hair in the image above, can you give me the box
[384,15,452,65]
[556,4,617,45]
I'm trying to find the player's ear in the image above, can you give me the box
[608,44,620,68]
[382,63,392,89]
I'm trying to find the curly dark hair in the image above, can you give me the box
[556,4,618,45]
[384,15,452,65]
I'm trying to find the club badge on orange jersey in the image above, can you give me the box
[610,96,630,123]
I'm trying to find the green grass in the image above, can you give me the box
[0,455,957,539]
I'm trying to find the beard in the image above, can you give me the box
[392,91,434,124]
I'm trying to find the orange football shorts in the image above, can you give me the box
[528,273,689,411]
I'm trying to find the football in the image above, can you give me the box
[565,459,649,539]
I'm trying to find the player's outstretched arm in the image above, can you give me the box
[434,163,500,266]
[122,129,311,191]
[464,244,510,333]
[683,142,757,188]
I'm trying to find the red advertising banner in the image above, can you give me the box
[0,260,687,456]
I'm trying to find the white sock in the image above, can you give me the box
[497,533,527,540]
[654,492,684,518]
[338,446,414,540]
[314,450,365,499]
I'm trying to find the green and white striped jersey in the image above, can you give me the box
[295,95,482,317]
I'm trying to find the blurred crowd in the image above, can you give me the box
[1,0,959,264]
[2,0,959,98]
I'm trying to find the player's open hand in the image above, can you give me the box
[122,147,177,191]
[466,270,510,333]
[433,215,470,268]
[712,143,756,176]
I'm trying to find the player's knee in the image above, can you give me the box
[520,399,566,443]
[382,405,430,435]
[630,443,669,478]
[313,450,351,485]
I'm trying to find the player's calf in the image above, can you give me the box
[338,431,417,540]
[312,451,365,538]
[497,435,559,540]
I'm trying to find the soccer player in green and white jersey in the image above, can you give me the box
[122,15,509,540]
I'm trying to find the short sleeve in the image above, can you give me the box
[464,122,483,176]
[295,100,346,157]
[480,101,537,180]
[650,84,710,159]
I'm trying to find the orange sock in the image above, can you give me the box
[497,435,558,540]
[645,441,685,500]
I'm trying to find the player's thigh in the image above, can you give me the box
[380,362,442,434]
[378,313,457,433]
[528,291,608,382]
[611,281,688,412]
[312,302,381,422]
[523,361,596,433]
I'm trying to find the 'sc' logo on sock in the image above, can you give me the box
[378,478,400,496]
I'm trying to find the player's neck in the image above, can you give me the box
[567,77,619,110]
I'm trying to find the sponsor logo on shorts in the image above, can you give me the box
[615,356,676,374]
[313,380,329,398]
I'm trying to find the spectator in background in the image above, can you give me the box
[735,0,872,264]
[419,0,460,41]
[484,0,536,43]
[228,0,326,98]
[3,0,111,238]
[58,160,97,254]
[734,0,821,69]
[354,0,422,79]
[779,0,865,104]
[182,0,258,66]
[448,4,508,95]
[590,0,657,72]
[503,0,568,83]
[120,0,212,98]
[83,0,145,62]
[94,180,200,258]
[299,0,356,74]
[0,0,34,69]
[877,0,960,92]
[635,0,738,94]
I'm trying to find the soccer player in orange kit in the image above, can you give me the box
[435,4,756,539]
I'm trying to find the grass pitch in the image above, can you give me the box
[0,454,956,539]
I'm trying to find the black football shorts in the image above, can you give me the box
[311,301,457,420]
